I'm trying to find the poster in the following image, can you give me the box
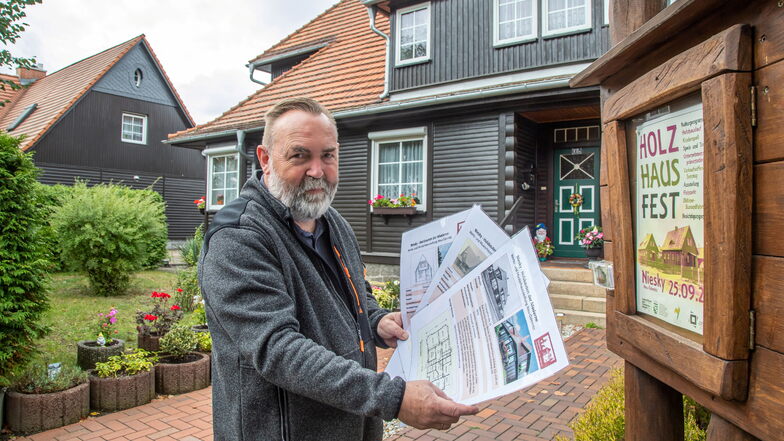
[634,101,704,335]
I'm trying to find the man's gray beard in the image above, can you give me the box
[266,163,338,222]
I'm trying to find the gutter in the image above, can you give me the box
[167,77,572,144]
[366,6,390,99]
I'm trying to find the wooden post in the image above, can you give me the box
[706,415,759,441]
[625,361,684,441]
[609,0,664,44]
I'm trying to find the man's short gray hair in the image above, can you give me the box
[262,97,336,151]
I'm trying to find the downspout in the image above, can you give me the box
[248,62,268,86]
[367,6,390,99]
[235,130,257,177]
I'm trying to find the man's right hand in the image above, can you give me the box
[397,380,480,430]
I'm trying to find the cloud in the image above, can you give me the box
[3,0,338,124]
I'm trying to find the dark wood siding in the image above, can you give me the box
[332,131,370,249]
[31,91,199,178]
[390,0,610,91]
[513,114,538,231]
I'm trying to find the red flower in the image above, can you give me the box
[159,292,171,299]
[144,314,158,321]
[151,291,159,298]
[170,305,181,311]
[176,288,183,292]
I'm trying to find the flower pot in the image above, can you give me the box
[191,324,209,333]
[155,352,210,395]
[585,247,603,259]
[538,257,547,262]
[89,368,155,412]
[199,207,205,215]
[76,339,125,371]
[372,206,419,225]
[137,332,163,352]
[5,382,89,434]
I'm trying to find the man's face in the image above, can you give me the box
[258,110,339,221]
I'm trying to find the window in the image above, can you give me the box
[542,0,592,37]
[396,3,430,66]
[121,113,147,144]
[133,68,143,88]
[494,0,538,46]
[370,127,428,211]
[207,153,240,210]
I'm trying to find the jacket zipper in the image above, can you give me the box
[277,386,289,441]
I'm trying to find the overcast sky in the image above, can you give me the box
[3,0,339,124]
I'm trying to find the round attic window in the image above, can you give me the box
[133,68,143,87]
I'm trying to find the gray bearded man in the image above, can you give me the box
[199,97,478,441]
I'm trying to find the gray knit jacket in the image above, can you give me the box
[199,173,405,441]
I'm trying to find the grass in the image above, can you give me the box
[32,269,195,368]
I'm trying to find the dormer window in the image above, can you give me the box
[494,0,538,47]
[396,2,430,66]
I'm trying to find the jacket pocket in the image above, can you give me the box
[277,386,289,441]
[239,365,283,441]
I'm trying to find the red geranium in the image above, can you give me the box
[144,314,158,321]
[176,288,183,293]
[170,305,181,311]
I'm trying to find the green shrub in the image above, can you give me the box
[196,332,211,352]
[159,324,198,360]
[33,182,72,271]
[370,280,400,310]
[178,224,203,267]
[0,132,51,387]
[558,368,710,441]
[50,181,167,294]
[12,363,87,394]
[94,349,157,378]
[193,302,207,325]
[174,266,199,312]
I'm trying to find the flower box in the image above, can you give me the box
[372,206,419,225]
[76,339,125,371]
[5,382,89,434]
[89,367,155,412]
[155,352,210,395]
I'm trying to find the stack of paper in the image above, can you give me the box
[386,206,569,405]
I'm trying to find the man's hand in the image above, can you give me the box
[377,312,408,348]
[397,380,480,430]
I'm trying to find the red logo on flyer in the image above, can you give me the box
[534,333,556,368]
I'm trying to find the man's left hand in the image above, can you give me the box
[377,312,408,348]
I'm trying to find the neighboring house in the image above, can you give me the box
[1,35,203,239]
[638,233,660,264]
[167,0,611,263]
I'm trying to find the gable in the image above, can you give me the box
[92,43,177,107]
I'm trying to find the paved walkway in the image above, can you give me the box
[15,329,619,441]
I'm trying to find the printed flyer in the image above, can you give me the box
[634,102,705,334]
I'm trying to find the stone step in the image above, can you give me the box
[554,309,606,328]
[548,280,607,298]
[541,266,593,283]
[549,294,606,314]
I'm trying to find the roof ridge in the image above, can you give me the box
[138,37,195,126]
[248,0,345,64]
[44,34,145,78]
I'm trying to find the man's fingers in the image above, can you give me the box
[437,398,480,418]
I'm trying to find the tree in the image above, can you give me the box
[0,0,43,105]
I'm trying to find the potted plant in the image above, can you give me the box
[191,299,208,333]
[371,280,400,311]
[535,237,555,262]
[576,225,605,260]
[155,324,210,395]
[369,193,420,224]
[76,307,125,371]
[193,196,206,215]
[196,331,212,357]
[89,349,157,411]
[5,363,89,434]
[135,291,183,352]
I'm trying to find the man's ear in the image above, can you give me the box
[257,145,271,174]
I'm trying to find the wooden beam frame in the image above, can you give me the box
[601,25,754,401]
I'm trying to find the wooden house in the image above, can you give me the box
[638,233,659,264]
[1,35,203,239]
[660,225,698,267]
[167,0,612,262]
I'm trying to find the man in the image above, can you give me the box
[199,97,478,441]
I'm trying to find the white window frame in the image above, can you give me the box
[603,0,609,26]
[205,150,240,211]
[121,112,147,145]
[493,0,539,47]
[369,127,428,212]
[395,2,431,67]
[542,0,592,38]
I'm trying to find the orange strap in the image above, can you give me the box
[332,246,365,352]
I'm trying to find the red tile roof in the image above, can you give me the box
[0,35,194,151]
[169,0,387,142]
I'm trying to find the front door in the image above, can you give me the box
[552,146,601,257]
